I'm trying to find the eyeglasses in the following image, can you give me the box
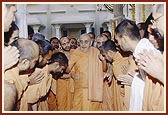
[150,15,164,39]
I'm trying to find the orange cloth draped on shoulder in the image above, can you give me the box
[19,65,53,111]
[69,47,103,111]
[88,47,103,102]
[112,51,130,111]
[4,67,30,101]
[142,76,164,111]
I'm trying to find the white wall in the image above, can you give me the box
[16,3,153,39]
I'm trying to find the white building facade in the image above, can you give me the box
[15,3,152,40]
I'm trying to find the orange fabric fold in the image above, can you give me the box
[4,67,29,101]
[88,47,103,102]
[142,76,164,111]
[112,52,129,111]
[69,47,103,110]
[19,65,52,111]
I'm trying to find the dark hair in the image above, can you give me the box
[4,21,19,44]
[35,40,52,57]
[88,32,95,38]
[96,34,108,39]
[143,13,154,38]
[50,37,59,43]
[32,33,45,42]
[10,38,38,61]
[115,19,141,40]
[102,30,111,38]
[137,22,148,38]
[137,22,146,31]
[49,52,68,67]
[145,13,154,25]
[100,39,117,52]
[70,37,77,41]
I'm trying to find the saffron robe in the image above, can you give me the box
[19,65,53,111]
[56,78,73,111]
[100,64,114,111]
[142,76,164,111]
[47,78,57,111]
[4,67,29,101]
[55,50,74,111]
[69,47,103,111]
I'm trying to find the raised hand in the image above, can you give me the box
[117,71,135,86]
[4,46,20,71]
[104,72,112,84]
[136,49,164,84]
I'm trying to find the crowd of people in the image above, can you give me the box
[3,4,164,111]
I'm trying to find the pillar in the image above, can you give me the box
[113,4,125,25]
[53,24,61,38]
[131,4,136,22]
[15,4,27,38]
[142,4,146,22]
[32,25,41,33]
[113,4,123,17]
[84,23,92,33]
[111,21,116,40]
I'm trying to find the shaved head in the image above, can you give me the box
[11,38,39,60]
[79,33,92,52]
[11,38,39,71]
